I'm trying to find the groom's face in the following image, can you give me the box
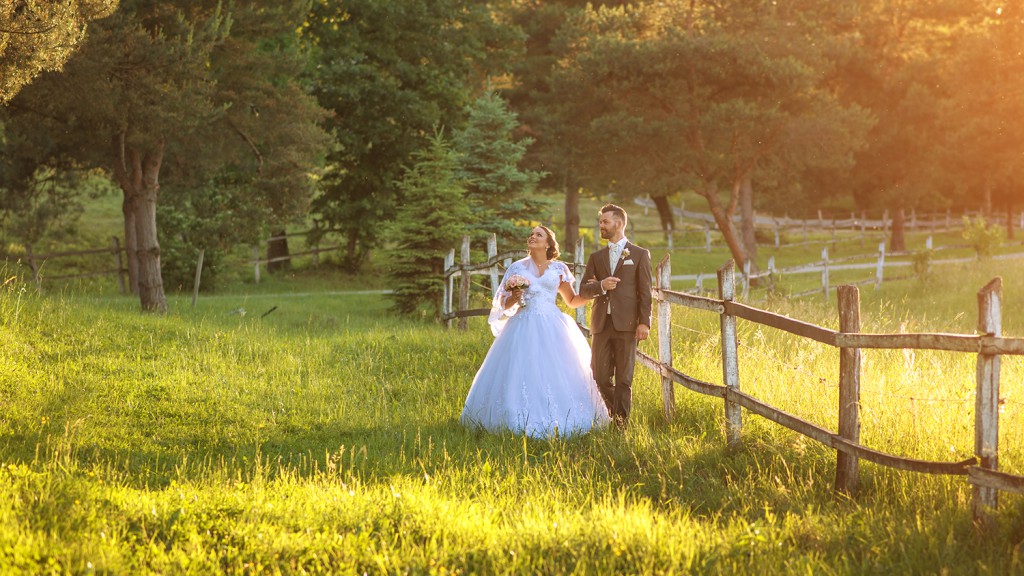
[598,213,624,240]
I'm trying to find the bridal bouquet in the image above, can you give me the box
[505,274,530,307]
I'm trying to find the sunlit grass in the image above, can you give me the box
[3,255,1024,572]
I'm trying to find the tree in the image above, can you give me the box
[555,1,868,270]
[453,91,544,250]
[0,0,118,103]
[3,0,329,308]
[940,2,1024,237]
[502,0,631,254]
[303,0,519,273]
[386,130,471,318]
[835,0,976,251]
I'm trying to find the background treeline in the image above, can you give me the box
[2,0,1022,314]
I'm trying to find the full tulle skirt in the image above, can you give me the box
[461,305,610,438]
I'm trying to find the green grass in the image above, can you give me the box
[3,254,1024,574]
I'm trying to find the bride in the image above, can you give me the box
[460,225,611,438]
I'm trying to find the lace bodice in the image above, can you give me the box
[488,258,575,335]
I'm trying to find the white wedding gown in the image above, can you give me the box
[460,258,611,438]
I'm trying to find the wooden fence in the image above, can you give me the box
[646,256,1024,521]
[17,231,343,289]
[23,238,127,293]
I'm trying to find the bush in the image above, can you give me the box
[962,216,1005,259]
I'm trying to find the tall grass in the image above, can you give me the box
[2,259,1024,573]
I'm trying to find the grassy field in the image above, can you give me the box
[3,248,1024,573]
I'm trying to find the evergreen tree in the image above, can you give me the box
[386,131,471,318]
[0,0,118,103]
[454,92,544,251]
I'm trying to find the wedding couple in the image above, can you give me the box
[460,204,653,438]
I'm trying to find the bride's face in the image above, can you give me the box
[527,227,548,252]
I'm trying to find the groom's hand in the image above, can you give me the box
[601,277,620,292]
[636,324,650,341]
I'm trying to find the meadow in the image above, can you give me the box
[3,247,1024,574]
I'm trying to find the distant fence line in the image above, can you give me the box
[16,204,1020,291]
[16,231,345,290]
[22,237,128,293]
[442,235,1024,522]
[624,198,1024,252]
[677,238,1024,301]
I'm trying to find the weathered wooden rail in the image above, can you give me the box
[23,238,128,293]
[647,256,1024,521]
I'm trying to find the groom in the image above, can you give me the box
[580,204,652,426]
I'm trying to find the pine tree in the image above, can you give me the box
[454,92,544,251]
[387,130,471,318]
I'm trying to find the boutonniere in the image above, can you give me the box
[621,247,631,260]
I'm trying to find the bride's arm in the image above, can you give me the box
[558,281,590,309]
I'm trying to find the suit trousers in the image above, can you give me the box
[591,319,637,421]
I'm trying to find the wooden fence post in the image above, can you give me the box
[875,242,885,290]
[191,249,205,308]
[704,226,712,253]
[112,237,126,294]
[821,247,830,301]
[774,221,780,248]
[657,255,675,421]
[487,233,498,296]
[574,238,587,329]
[718,260,742,446]
[252,246,261,284]
[973,277,1002,520]
[443,249,455,329]
[742,260,751,300]
[458,235,471,331]
[836,285,862,495]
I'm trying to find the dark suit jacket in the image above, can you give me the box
[579,241,653,334]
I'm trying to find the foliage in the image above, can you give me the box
[302,0,520,272]
[1,0,330,310]
[0,0,118,102]
[454,91,545,250]
[962,215,1005,259]
[385,130,471,317]
[550,1,870,270]
[911,248,934,282]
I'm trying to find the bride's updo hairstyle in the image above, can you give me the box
[539,225,560,260]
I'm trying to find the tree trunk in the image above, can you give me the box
[700,184,748,270]
[983,187,993,218]
[890,208,906,252]
[651,194,675,240]
[111,132,166,312]
[1006,199,1014,240]
[739,173,759,273]
[133,140,167,312]
[564,183,579,256]
[121,193,138,294]
[267,229,291,272]
[344,229,361,273]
